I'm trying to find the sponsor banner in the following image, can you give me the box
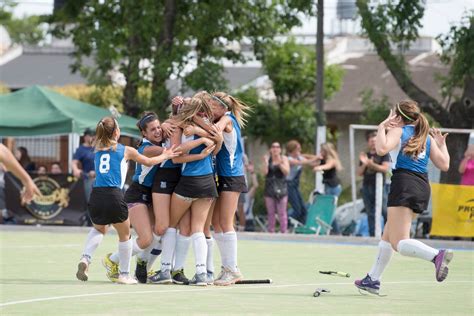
[5,172,88,225]
[430,183,474,237]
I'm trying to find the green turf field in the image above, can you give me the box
[0,229,473,315]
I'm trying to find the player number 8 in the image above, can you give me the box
[99,154,110,173]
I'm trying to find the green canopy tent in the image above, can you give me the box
[0,85,139,137]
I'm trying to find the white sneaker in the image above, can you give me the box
[76,259,89,282]
[214,268,243,286]
[116,274,138,285]
[214,266,225,282]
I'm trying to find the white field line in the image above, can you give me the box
[0,281,472,307]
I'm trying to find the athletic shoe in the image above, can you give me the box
[116,273,138,285]
[206,270,214,285]
[135,258,148,284]
[214,268,243,286]
[171,269,189,285]
[102,253,119,282]
[148,269,173,284]
[189,273,207,286]
[433,249,454,282]
[76,259,89,282]
[354,274,380,295]
[214,266,225,282]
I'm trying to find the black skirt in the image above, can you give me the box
[174,174,218,199]
[124,181,152,205]
[217,175,248,193]
[152,167,181,194]
[88,187,128,225]
[388,168,430,214]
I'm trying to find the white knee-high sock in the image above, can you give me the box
[146,234,162,271]
[118,239,133,274]
[137,238,156,262]
[173,234,191,271]
[192,232,207,275]
[397,239,439,261]
[110,237,142,263]
[81,228,104,263]
[160,228,177,272]
[213,232,226,268]
[206,237,214,273]
[368,240,394,281]
[223,231,238,272]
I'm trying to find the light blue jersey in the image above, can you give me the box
[132,139,159,187]
[216,112,245,177]
[94,143,128,189]
[395,125,431,173]
[160,138,181,169]
[181,134,213,177]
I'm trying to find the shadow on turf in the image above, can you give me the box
[0,278,112,285]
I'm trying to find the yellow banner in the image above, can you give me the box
[430,183,474,237]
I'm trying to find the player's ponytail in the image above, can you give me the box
[95,116,118,151]
[396,100,430,158]
[212,92,251,128]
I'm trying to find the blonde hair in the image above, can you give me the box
[286,140,300,154]
[95,116,118,150]
[321,142,342,171]
[212,91,251,128]
[395,100,430,158]
[173,94,214,127]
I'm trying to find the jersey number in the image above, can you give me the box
[99,154,111,173]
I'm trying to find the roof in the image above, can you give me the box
[0,48,90,90]
[325,53,448,113]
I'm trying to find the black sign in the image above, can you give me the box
[5,172,88,225]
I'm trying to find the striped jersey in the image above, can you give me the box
[160,138,180,169]
[131,139,159,187]
[93,143,128,189]
[216,112,245,177]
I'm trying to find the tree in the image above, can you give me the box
[356,0,474,183]
[0,1,45,45]
[261,37,344,131]
[51,0,315,118]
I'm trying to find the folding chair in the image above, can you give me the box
[294,194,337,235]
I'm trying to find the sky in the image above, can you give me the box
[8,0,474,38]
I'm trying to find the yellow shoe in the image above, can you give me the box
[102,253,119,283]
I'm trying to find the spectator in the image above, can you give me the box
[286,140,318,223]
[243,161,259,231]
[14,147,36,172]
[313,143,343,198]
[72,128,96,202]
[459,145,474,186]
[262,142,290,233]
[357,131,391,237]
[37,165,47,175]
[50,162,62,175]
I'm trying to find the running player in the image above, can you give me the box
[354,100,452,295]
[76,116,178,284]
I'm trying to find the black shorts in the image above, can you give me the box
[124,181,152,205]
[88,187,128,225]
[174,174,218,199]
[152,168,181,194]
[388,168,430,214]
[217,175,248,193]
